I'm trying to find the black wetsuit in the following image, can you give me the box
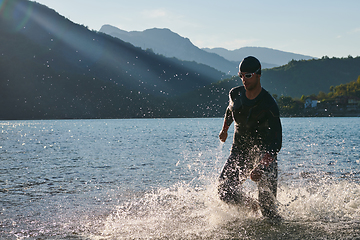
[218,86,282,218]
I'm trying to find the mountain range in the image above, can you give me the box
[1,0,359,120]
[0,0,227,119]
[100,25,315,74]
[100,25,239,75]
[202,47,315,67]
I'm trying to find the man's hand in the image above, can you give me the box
[250,167,263,182]
[219,121,229,143]
[250,153,274,182]
[219,130,228,142]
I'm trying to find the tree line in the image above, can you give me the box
[273,76,360,116]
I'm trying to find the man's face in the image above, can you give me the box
[238,72,261,91]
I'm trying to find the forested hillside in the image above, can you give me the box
[1,0,359,120]
[261,56,360,98]
[172,62,360,118]
[0,0,227,120]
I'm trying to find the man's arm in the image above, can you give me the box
[251,102,282,182]
[219,119,229,142]
[219,107,233,142]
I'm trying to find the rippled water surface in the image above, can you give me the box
[1,117,360,239]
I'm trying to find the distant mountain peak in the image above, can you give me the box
[203,46,315,66]
[100,25,238,75]
[143,27,172,32]
[100,25,316,74]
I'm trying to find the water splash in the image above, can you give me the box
[278,178,360,222]
[80,175,360,239]
[85,179,260,240]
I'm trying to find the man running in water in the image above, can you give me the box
[218,56,282,220]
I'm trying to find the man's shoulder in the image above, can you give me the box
[261,88,275,101]
[229,86,245,93]
[261,88,280,115]
[229,86,245,98]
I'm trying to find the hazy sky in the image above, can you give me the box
[33,0,360,58]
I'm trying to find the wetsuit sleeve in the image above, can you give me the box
[224,107,233,127]
[224,88,235,127]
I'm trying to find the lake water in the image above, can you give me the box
[1,117,360,239]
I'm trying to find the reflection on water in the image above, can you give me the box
[0,118,359,239]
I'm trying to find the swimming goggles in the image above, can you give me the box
[239,68,261,79]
